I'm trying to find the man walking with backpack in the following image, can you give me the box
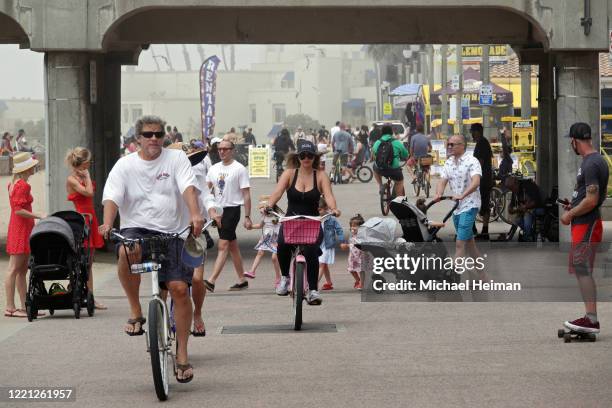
[372,124,409,197]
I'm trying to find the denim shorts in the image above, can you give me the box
[116,227,193,289]
[452,208,478,241]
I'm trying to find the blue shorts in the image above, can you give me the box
[452,208,478,241]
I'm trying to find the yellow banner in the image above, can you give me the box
[511,120,535,151]
[248,145,270,178]
[462,45,507,58]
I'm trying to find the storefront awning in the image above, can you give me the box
[430,67,513,106]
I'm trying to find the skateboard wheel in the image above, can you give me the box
[563,333,571,343]
[557,329,565,338]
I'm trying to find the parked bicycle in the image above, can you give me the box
[110,219,215,401]
[267,210,331,331]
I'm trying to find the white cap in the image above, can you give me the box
[210,137,222,145]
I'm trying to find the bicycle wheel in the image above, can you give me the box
[498,191,513,225]
[413,172,421,197]
[356,165,373,183]
[489,187,503,222]
[380,182,391,216]
[148,300,169,401]
[424,171,431,198]
[293,261,304,331]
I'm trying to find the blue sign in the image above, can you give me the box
[199,55,221,140]
[479,84,493,106]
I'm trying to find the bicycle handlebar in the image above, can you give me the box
[264,209,334,223]
[110,221,216,245]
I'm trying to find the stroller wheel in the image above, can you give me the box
[26,301,37,322]
[73,302,81,319]
[49,309,54,316]
[86,292,95,317]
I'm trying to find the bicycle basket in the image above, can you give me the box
[419,156,433,166]
[282,219,321,245]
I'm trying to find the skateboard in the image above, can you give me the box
[557,328,596,343]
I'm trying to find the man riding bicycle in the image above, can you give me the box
[372,124,409,197]
[407,123,432,184]
[331,122,354,181]
[273,128,295,172]
[100,115,205,383]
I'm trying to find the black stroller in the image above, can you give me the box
[388,196,461,284]
[25,211,94,321]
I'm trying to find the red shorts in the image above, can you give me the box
[568,220,602,275]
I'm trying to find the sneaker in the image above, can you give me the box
[321,282,334,291]
[229,281,248,291]
[306,290,322,305]
[564,316,600,334]
[244,271,256,279]
[276,276,290,296]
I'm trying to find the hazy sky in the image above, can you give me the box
[0,44,264,100]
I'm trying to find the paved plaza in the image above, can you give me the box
[1,173,612,407]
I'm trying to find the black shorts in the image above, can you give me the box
[115,227,193,289]
[218,206,241,241]
[373,164,404,181]
[479,186,492,216]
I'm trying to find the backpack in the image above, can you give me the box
[375,139,395,169]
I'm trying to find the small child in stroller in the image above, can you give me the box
[415,198,446,229]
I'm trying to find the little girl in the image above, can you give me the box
[244,196,283,288]
[318,197,345,290]
[340,214,365,290]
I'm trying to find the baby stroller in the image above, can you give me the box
[25,211,94,321]
[388,196,461,284]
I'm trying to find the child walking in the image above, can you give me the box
[318,197,345,290]
[340,214,365,290]
[244,196,283,288]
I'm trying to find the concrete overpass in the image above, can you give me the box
[0,0,610,240]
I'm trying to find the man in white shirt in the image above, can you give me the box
[330,121,341,139]
[434,134,482,262]
[293,126,306,145]
[204,140,253,292]
[100,115,204,383]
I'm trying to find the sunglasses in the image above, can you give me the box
[447,142,464,148]
[299,152,315,160]
[141,131,165,139]
[218,147,234,152]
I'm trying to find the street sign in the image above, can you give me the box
[451,75,460,91]
[479,84,493,106]
[383,102,393,118]
[461,97,470,120]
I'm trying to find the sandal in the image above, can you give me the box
[95,302,108,310]
[203,280,215,293]
[17,308,43,317]
[175,363,194,383]
[4,308,17,317]
[191,319,206,337]
[125,316,146,336]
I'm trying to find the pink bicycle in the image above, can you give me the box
[268,210,331,330]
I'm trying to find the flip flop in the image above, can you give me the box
[4,309,16,317]
[12,309,28,318]
[203,280,215,293]
[175,363,194,383]
[191,321,206,337]
[95,302,108,310]
[125,316,146,336]
[244,271,256,279]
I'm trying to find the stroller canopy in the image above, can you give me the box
[356,217,400,243]
[30,216,77,253]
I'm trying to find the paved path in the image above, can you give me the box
[1,173,612,407]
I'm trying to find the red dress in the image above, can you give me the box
[6,179,35,255]
[67,180,104,249]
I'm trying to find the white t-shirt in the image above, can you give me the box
[330,126,340,138]
[317,143,328,162]
[102,149,199,234]
[206,160,250,208]
[192,158,218,219]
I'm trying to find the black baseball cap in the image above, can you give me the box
[565,122,591,140]
[296,140,317,155]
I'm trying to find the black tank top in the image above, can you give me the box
[286,169,320,216]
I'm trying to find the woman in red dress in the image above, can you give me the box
[66,147,106,310]
[4,152,44,318]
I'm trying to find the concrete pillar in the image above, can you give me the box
[45,52,93,214]
[427,45,435,134]
[555,52,600,242]
[520,64,532,119]
[535,53,557,200]
[412,58,418,84]
[456,45,464,134]
[440,45,449,136]
[44,53,122,217]
[481,45,494,140]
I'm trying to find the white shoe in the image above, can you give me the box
[275,276,290,296]
[306,290,322,305]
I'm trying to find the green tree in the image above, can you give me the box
[283,114,321,134]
